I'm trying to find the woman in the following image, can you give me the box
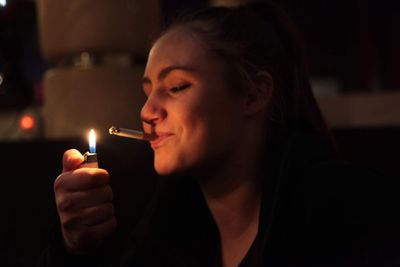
[40,2,393,267]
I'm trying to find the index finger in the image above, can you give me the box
[55,168,110,192]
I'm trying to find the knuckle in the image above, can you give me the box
[60,214,76,230]
[53,174,64,192]
[57,197,74,212]
[97,171,110,184]
[97,203,113,218]
[61,212,85,230]
[87,170,110,186]
[79,172,96,187]
[87,171,102,184]
[75,230,91,245]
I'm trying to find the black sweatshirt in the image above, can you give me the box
[38,132,400,267]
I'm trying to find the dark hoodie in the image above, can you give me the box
[39,132,400,267]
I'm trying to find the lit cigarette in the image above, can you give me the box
[109,126,154,141]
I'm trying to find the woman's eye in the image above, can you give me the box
[169,84,191,94]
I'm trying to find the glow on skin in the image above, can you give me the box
[141,27,248,177]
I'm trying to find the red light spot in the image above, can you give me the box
[20,115,35,130]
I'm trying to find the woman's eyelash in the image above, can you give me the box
[169,84,191,93]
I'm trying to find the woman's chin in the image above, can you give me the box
[154,160,192,177]
[154,161,179,176]
[154,166,174,176]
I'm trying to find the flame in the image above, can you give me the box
[89,129,96,153]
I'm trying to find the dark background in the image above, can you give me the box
[163,0,400,92]
[1,0,400,111]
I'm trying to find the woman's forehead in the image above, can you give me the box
[146,27,219,74]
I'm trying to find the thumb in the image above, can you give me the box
[62,149,84,172]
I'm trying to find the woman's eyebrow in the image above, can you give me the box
[143,65,196,85]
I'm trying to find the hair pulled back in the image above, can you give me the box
[163,1,331,142]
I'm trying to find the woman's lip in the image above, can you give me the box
[150,133,174,148]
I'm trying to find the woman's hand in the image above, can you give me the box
[54,149,116,255]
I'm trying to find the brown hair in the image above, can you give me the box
[163,1,333,143]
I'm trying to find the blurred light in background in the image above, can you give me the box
[20,114,35,131]
[0,0,46,141]
[0,107,42,140]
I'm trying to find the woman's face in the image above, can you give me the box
[141,27,246,175]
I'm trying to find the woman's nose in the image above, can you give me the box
[140,93,166,126]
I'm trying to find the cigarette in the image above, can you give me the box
[109,126,154,141]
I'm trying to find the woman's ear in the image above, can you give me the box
[244,71,273,116]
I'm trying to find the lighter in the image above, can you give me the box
[82,129,98,168]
